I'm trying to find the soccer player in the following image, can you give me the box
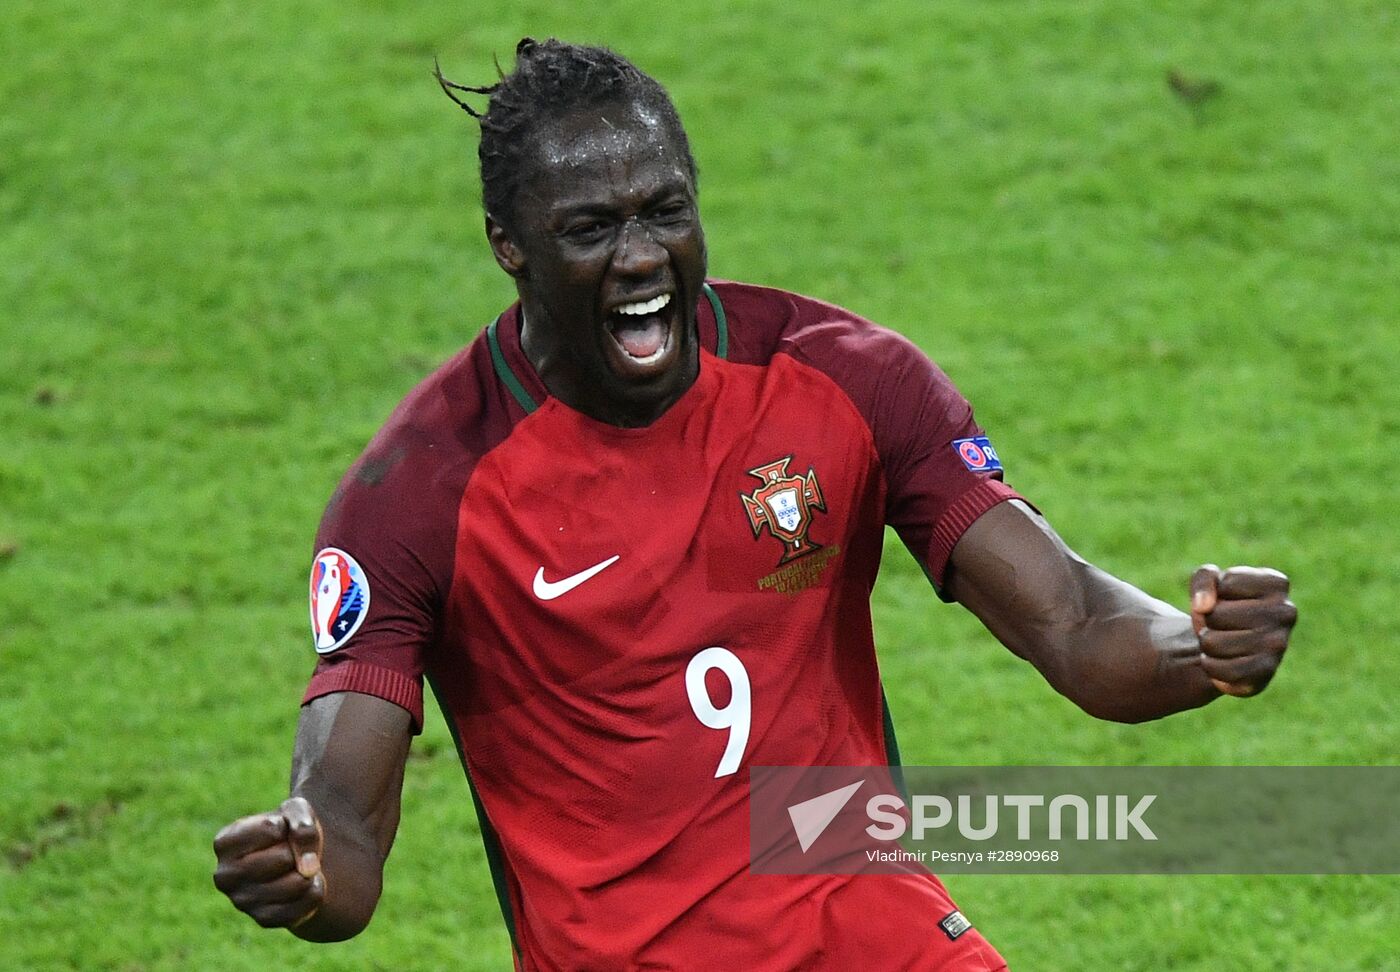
[212,38,1297,970]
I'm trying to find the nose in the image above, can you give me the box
[611,218,666,277]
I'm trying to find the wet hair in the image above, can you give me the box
[436,37,698,233]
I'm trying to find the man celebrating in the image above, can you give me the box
[213,38,1296,970]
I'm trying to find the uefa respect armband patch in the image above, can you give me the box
[952,436,1003,473]
[309,547,370,653]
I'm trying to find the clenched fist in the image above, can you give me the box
[213,796,326,929]
[1190,565,1297,697]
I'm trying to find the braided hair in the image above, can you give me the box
[436,38,698,233]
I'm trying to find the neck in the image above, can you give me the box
[518,304,699,428]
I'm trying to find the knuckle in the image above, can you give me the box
[1200,630,1231,656]
[282,797,316,832]
[1200,656,1231,680]
[1207,653,1260,683]
[213,819,249,850]
[1243,672,1272,695]
[1206,603,1239,627]
[252,909,281,929]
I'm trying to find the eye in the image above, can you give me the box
[652,200,691,223]
[562,220,611,243]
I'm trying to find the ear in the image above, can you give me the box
[486,215,527,278]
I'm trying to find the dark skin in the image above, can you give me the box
[487,99,708,428]
[212,101,1296,936]
[946,500,1295,720]
[212,692,410,940]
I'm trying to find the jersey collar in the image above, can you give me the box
[486,282,728,417]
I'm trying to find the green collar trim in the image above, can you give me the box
[703,282,728,359]
[489,287,725,413]
[486,315,540,415]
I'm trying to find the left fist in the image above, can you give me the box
[1190,565,1297,697]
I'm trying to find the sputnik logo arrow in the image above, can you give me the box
[787,780,864,852]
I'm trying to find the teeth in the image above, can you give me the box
[614,293,672,316]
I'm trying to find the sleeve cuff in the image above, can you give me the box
[302,661,425,734]
[928,479,1025,590]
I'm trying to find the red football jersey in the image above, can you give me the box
[304,280,1016,970]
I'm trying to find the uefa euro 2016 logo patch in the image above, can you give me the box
[952,436,1003,473]
[309,547,370,653]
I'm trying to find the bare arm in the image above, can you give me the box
[944,500,1295,723]
[213,692,412,940]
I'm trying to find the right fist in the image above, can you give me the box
[213,796,326,928]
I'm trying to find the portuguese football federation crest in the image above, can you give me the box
[741,456,827,567]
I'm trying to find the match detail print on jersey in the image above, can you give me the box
[309,547,370,653]
[532,555,621,601]
[940,910,973,941]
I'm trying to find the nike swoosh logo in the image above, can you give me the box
[532,555,620,601]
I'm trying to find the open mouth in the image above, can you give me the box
[605,292,673,367]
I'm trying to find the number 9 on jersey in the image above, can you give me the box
[685,647,752,778]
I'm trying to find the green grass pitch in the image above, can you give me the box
[2,1,1397,968]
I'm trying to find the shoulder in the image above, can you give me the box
[318,327,519,551]
[708,279,934,373]
[709,279,962,427]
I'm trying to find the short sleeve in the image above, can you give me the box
[866,337,1022,593]
[294,335,521,732]
[299,391,477,733]
[301,456,439,730]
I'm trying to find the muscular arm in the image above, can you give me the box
[213,691,412,940]
[288,692,412,940]
[945,500,1235,723]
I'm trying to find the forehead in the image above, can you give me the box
[518,102,692,216]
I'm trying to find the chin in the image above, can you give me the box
[596,321,697,423]
[601,298,693,387]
